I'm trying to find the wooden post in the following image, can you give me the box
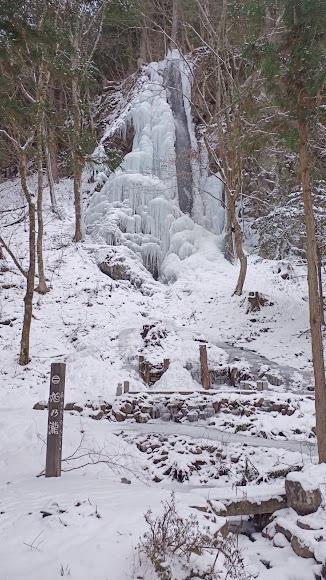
[138,355,144,379]
[199,344,210,390]
[123,380,130,393]
[116,383,123,396]
[45,362,66,478]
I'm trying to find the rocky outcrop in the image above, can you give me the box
[208,494,287,518]
[285,477,322,516]
[97,246,156,292]
[164,55,193,216]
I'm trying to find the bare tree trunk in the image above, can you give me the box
[171,0,179,46]
[72,73,83,242]
[0,236,27,278]
[224,189,234,262]
[228,191,247,295]
[298,98,326,463]
[73,157,83,242]
[19,154,36,366]
[233,215,247,296]
[86,86,96,141]
[35,122,49,294]
[317,245,325,326]
[48,125,59,183]
[45,129,58,214]
[138,15,150,66]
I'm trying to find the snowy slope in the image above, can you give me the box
[0,170,321,579]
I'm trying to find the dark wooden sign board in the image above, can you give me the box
[45,362,66,478]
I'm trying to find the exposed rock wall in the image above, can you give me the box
[164,56,193,215]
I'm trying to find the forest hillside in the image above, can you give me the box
[0,2,325,579]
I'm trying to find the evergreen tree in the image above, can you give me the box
[261,0,326,461]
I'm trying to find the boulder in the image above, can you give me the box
[275,521,293,542]
[120,402,133,415]
[97,246,154,290]
[273,532,289,548]
[212,400,221,413]
[322,563,326,579]
[90,411,104,420]
[262,521,276,540]
[285,477,322,516]
[186,411,199,422]
[274,517,316,559]
[135,412,150,423]
[291,535,314,559]
[100,402,112,412]
[65,402,77,411]
[113,410,126,422]
[297,517,323,531]
[33,401,47,410]
[99,258,138,284]
[140,404,153,414]
[209,493,287,517]
[265,372,283,387]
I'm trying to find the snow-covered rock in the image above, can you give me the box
[285,466,325,515]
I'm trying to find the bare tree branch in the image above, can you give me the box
[0,236,28,278]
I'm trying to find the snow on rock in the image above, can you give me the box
[153,360,200,391]
[284,464,326,517]
[286,463,326,492]
[97,244,157,293]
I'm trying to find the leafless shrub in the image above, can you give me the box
[137,493,252,580]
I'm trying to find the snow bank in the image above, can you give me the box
[154,361,200,391]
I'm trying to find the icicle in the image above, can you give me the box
[141,242,162,278]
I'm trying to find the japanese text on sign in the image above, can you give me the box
[49,391,64,403]
[48,421,60,435]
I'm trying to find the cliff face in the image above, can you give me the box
[164,53,194,216]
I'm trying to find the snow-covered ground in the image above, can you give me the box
[0,173,323,579]
[0,52,324,578]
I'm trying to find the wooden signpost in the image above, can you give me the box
[45,362,66,478]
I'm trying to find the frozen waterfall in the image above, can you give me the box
[86,51,225,281]
[164,51,194,215]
